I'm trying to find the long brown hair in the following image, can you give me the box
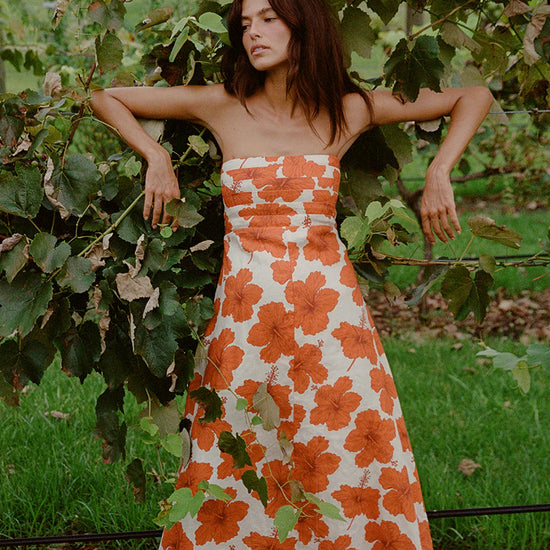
[221,0,372,145]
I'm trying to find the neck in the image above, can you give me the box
[262,66,296,116]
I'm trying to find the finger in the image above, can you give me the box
[439,211,455,241]
[151,196,163,229]
[421,214,436,244]
[430,213,448,243]
[449,207,462,235]
[143,192,153,221]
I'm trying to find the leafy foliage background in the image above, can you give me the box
[1,0,549,523]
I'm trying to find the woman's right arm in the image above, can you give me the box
[89,85,222,229]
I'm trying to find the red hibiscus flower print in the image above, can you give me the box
[223,188,254,208]
[236,379,292,419]
[239,203,296,227]
[160,522,193,550]
[236,227,288,258]
[303,226,341,266]
[247,303,296,363]
[364,520,416,550]
[310,376,361,431]
[221,269,263,322]
[331,483,380,520]
[243,532,297,550]
[303,190,336,216]
[319,535,355,550]
[339,262,364,306]
[370,366,398,415]
[271,259,296,285]
[419,520,434,549]
[226,164,279,189]
[203,329,244,390]
[195,488,249,545]
[292,436,340,492]
[344,410,396,467]
[395,415,412,453]
[190,414,233,452]
[379,467,422,522]
[282,156,327,179]
[217,429,264,480]
[294,501,329,545]
[285,272,339,335]
[288,344,328,393]
[331,321,378,369]
[261,459,292,517]
[175,461,213,492]
[279,403,306,440]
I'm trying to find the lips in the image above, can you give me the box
[251,45,269,56]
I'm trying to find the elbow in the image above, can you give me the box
[470,86,494,108]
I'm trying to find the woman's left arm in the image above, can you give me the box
[368,86,495,243]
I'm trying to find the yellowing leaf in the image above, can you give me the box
[468,215,522,249]
[252,382,280,431]
[458,458,481,476]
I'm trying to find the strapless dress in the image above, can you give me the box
[160,155,433,550]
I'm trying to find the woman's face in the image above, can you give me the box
[240,0,292,73]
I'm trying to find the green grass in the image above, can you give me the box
[1,338,549,549]
[387,338,550,550]
[0,358,180,547]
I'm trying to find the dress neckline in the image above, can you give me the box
[221,153,340,171]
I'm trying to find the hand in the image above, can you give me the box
[420,163,461,244]
[143,150,180,230]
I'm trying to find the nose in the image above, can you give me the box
[248,19,261,38]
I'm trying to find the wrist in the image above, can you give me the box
[144,145,170,164]
[427,158,452,177]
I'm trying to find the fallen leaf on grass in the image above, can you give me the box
[458,458,481,476]
[45,410,71,421]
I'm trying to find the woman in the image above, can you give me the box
[90,0,494,548]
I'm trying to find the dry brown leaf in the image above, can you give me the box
[116,271,155,301]
[143,287,160,318]
[458,458,481,476]
[0,233,23,253]
[524,5,550,65]
[503,0,531,17]
[45,410,71,421]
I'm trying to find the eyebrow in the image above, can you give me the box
[241,7,275,21]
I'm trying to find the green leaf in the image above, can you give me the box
[188,135,209,156]
[341,216,369,250]
[50,154,101,217]
[135,6,174,31]
[94,386,126,463]
[241,470,268,506]
[218,431,252,469]
[380,125,412,169]
[95,31,123,73]
[366,0,400,24]
[251,415,264,426]
[440,266,473,318]
[197,12,227,33]
[29,233,71,273]
[405,265,448,307]
[252,382,280,431]
[165,199,204,228]
[199,481,233,502]
[0,272,53,338]
[317,501,346,521]
[468,215,522,249]
[57,256,95,293]
[161,433,184,457]
[512,360,531,394]
[341,7,376,59]
[189,386,223,423]
[384,36,445,101]
[57,321,102,381]
[0,240,28,283]
[140,398,180,438]
[88,0,126,30]
[526,344,550,367]
[0,338,52,388]
[126,458,146,503]
[236,397,248,411]
[274,505,300,543]
[139,416,160,437]
[479,253,497,275]
[0,166,43,218]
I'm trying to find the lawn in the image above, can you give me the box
[1,337,549,549]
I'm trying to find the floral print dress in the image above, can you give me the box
[160,155,433,550]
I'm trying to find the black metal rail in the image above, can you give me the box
[2,503,550,547]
